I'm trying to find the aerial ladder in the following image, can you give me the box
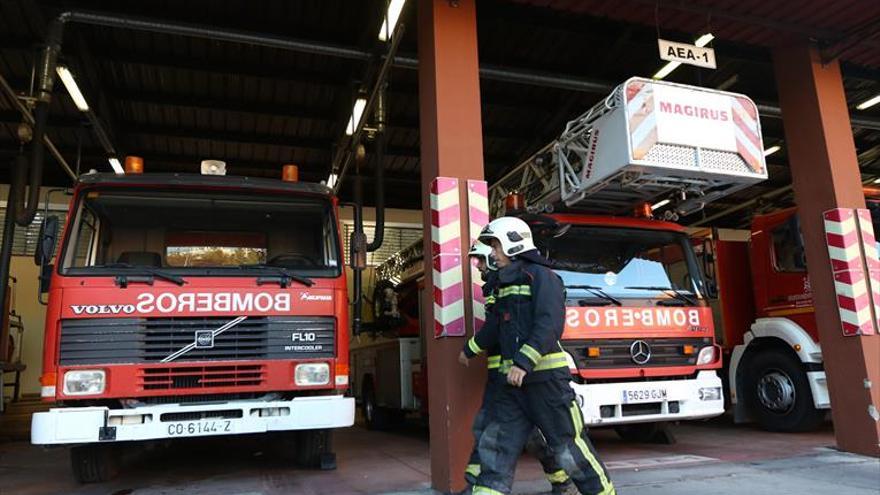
[489,77,768,219]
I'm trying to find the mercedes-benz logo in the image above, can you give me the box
[630,340,651,365]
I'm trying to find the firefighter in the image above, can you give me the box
[460,241,573,495]
[471,217,615,495]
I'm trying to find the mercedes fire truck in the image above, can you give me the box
[352,78,769,441]
[30,161,355,482]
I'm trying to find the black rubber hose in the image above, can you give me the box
[366,131,385,252]
[0,156,27,323]
[16,102,49,226]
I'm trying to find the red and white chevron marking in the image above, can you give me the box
[431,177,465,338]
[858,208,880,333]
[824,208,878,336]
[625,80,657,160]
[731,96,764,174]
[467,180,489,332]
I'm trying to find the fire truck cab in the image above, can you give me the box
[31,167,355,482]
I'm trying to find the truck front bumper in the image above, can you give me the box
[32,395,354,445]
[573,370,724,426]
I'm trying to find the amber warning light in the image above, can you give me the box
[505,192,525,212]
[124,156,144,174]
[282,164,299,182]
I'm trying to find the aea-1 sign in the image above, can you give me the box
[658,39,716,69]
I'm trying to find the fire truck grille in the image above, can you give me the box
[562,337,712,369]
[139,364,265,391]
[59,316,335,365]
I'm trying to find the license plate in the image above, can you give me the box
[622,388,667,404]
[166,420,233,437]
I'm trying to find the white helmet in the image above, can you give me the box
[468,241,497,270]
[478,216,536,256]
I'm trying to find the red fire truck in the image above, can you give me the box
[29,161,356,481]
[700,191,879,432]
[352,78,769,441]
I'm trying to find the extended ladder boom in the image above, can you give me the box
[490,77,768,218]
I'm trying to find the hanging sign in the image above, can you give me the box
[658,39,716,69]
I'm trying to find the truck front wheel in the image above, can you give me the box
[70,444,119,483]
[743,349,825,432]
[295,429,335,470]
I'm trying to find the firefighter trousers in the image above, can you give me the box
[473,378,615,495]
[466,377,570,489]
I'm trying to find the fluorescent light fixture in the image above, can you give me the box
[108,157,124,174]
[694,33,715,47]
[856,93,880,110]
[653,61,682,80]
[56,66,89,112]
[345,98,368,136]
[326,173,339,189]
[653,33,714,80]
[873,177,880,184]
[651,199,671,211]
[378,0,406,41]
[763,145,781,157]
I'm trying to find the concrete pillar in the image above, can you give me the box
[773,42,880,457]
[418,0,486,492]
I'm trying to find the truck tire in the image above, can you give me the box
[614,422,674,444]
[362,382,391,430]
[743,349,825,432]
[70,444,119,483]
[295,429,335,470]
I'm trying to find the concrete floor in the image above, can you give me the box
[1,417,878,495]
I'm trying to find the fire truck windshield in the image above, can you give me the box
[59,188,341,278]
[537,225,703,300]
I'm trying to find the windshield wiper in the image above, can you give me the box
[565,285,622,306]
[92,263,186,287]
[240,264,314,288]
[624,286,697,306]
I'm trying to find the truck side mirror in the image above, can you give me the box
[701,238,716,282]
[350,231,367,270]
[39,263,54,294]
[34,215,59,267]
[704,279,718,299]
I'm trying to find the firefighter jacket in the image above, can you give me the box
[472,256,569,383]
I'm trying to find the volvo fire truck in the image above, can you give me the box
[30,161,355,482]
[698,191,879,432]
[352,78,769,440]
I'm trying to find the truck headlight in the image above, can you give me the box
[696,346,717,365]
[63,370,106,396]
[699,387,722,401]
[295,363,330,386]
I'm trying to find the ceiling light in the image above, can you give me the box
[653,62,682,80]
[873,177,880,184]
[653,33,714,80]
[378,0,406,41]
[345,98,368,136]
[108,157,124,174]
[763,145,781,157]
[694,33,715,48]
[651,199,671,211]
[56,66,89,112]
[856,94,880,110]
[326,173,339,189]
